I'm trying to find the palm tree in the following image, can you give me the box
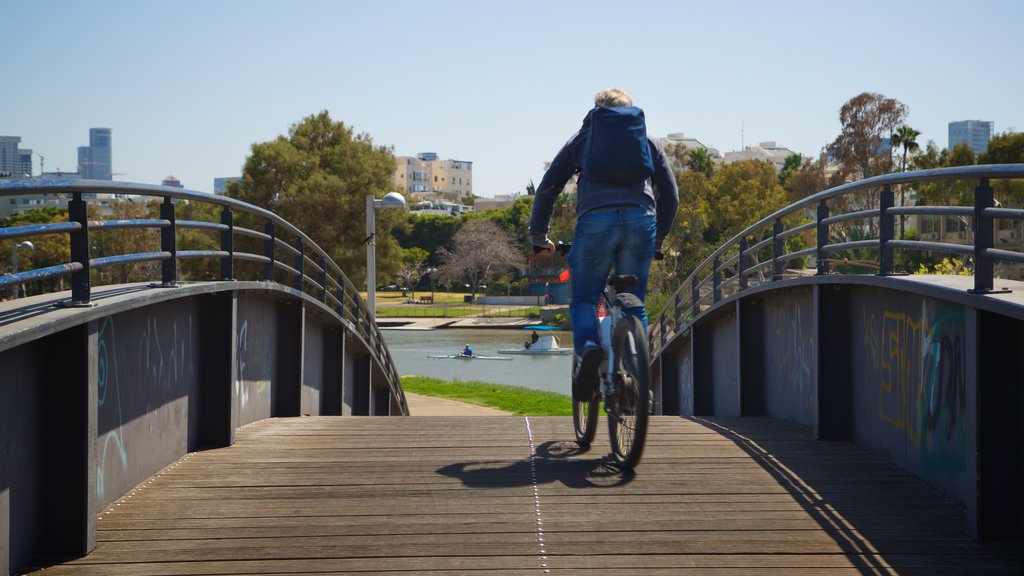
[687,147,714,177]
[889,124,921,265]
[890,125,921,173]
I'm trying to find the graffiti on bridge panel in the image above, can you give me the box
[863,302,966,469]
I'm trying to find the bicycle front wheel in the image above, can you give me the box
[571,354,599,446]
[607,314,651,468]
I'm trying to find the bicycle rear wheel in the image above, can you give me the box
[607,314,651,468]
[571,354,599,446]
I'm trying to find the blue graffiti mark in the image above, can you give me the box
[97,316,127,500]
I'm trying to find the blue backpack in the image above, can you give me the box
[580,106,655,184]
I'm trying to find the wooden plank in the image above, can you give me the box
[21,415,1024,575]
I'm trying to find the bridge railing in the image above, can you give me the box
[652,163,1024,357]
[0,178,404,411]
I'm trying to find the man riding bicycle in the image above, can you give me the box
[529,87,679,403]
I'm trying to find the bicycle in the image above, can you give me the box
[549,242,653,469]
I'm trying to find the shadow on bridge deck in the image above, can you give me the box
[24,416,1023,575]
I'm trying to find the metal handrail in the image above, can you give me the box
[652,164,1024,357]
[0,178,406,414]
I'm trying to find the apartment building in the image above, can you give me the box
[392,152,473,201]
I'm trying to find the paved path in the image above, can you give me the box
[404,392,510,416]
[24,416,1023,575]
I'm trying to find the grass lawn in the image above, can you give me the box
[401,375,572,416]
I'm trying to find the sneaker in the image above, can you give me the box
[572,343,602,402]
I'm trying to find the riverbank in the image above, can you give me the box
[401,375,572,416]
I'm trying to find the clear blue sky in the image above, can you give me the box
[4,0,1022,195]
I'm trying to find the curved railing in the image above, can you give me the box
[651,163,1024,357]
[0,177,405,413]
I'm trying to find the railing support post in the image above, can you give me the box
[712,256,722,303]
[816,200,830,275]
[159,197,177,287]
[263,221,275,282]
[879,185,895,276]
[219,206,233,280]
[772,218,784,281]
[293,240,304,292]
[691,275,699,314]
[738,238,749,290]
[969,178,1009,294]
[68,192,91,306]
[317,256,327,302]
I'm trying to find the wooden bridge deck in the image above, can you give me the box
[28,416,1023,575]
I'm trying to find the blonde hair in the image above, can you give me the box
[594,88,633,107]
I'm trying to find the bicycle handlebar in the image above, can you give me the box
[532,241,664,260]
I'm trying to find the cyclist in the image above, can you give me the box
[529,87,678,402]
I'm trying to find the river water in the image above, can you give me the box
[381,328,573,396]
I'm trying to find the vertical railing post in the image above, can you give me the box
[879,185,895,276]
[160,197,177,286]
[817,200,830,275]
[970,178,1002,294]
[317,255,327,302]
[674,292,682,331]
[68,192,91,305]
[712,256,722,303]
[219,206,233,280]
[772,218,784,280]
[335,283,346,317]
[691,275,699,315]
[293,240,304,292]
[738,238,749,290]
[263,221,275,282]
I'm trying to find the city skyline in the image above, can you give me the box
[3,1,1021,196]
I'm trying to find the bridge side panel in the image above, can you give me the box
[235,296,277,425]
[710,308,740,417]
[0,343,41,574]
[94,300,200,512]
[302,315,324,416]
[677,334,694,416]
[851,286,968,503]
[761,288,816,427]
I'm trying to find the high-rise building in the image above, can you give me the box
[392,153,473,200]
[948,120,994,156]
[214,177,240,194]
[0,136,23,176]
[78,127,113,179]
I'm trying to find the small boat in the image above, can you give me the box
[499,334,570,356]
[428,353,513,361]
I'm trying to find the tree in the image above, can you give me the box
[687,147,715,177]
[228,111,399,287]
[0,206,70,295]
[783,156,829,204]
[89,199,160,285]
[778,153,803,185]
[393,213,462,266]
[827,92,908,179]
[702,160,788,247]
[978,132,1024,164]
[437,220,521,300]
[394,247,428,297]
[890,125,921,173]
[525,179,536,196]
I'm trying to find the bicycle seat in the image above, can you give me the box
[607,275,638,292]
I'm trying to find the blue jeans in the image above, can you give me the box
[568,207,656,355]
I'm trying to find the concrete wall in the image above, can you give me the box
[761,288,816,427]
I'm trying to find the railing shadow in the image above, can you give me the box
[437,439,635,490]
[695,416,1024,575]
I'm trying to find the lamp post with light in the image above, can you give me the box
[425,267,437,304]
[366,192,407,319]
[11,240,34,298]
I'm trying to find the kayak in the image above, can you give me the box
[428,353,513,361]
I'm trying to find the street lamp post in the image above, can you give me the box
[11,240,34,299]
[366,192,407,319]
[425,267,437,304]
